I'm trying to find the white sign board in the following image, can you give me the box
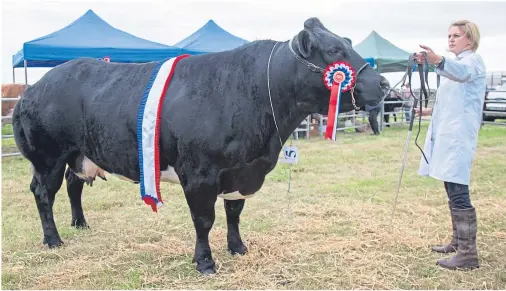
[279,145,299,164]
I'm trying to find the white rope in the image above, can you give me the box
[267,41,294,216]
[267,42,283,148]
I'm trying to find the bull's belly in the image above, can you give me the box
[63,156,256,200]
[111,169,180,184]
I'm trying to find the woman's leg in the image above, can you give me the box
[437,181,479,270]
[431,182,458,253]
[445,182,472,209]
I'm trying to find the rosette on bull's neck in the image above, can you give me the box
[323,61,356,92]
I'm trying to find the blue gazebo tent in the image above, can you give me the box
[173,20,249,54]
[12,9,185,83]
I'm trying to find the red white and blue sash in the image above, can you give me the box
[136,55,189,212]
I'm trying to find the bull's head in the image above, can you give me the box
[289,18,384,113]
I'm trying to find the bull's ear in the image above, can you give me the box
[297,30,313,58]
[304,17,324,30]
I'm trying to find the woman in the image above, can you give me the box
[414,20,486,270]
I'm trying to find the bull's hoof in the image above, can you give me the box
[199,268,216,275]
[43,236,64,248]
[228,244,248,256]
[71,218,89,229]
[196,258,216,275]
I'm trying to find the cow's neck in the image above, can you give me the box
[263,41,325,145]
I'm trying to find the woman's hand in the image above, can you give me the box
[415,45,443,65]
[414,107,433,116]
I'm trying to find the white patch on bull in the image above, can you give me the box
[75,156,106,181]
[218,192,257,200]
[160,166,180,183]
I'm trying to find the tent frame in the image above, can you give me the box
[12,61,28,84]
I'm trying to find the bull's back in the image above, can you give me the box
[16,58,158,173]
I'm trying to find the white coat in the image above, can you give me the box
[418,49,487,185]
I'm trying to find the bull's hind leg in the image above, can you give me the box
[224,200,248,255]
[30,160,67,247]
[64,168,88,228]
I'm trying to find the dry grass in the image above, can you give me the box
[2,123,506,289]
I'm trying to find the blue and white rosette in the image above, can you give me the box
[323,61,357,141]
[322,61,356,92]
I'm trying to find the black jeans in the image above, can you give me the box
[384,113,397,127]
[444,181,472,209]
[368,108,380,134]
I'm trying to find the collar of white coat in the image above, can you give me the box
[455,49,473,60]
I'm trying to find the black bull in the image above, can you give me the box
[12,18,384,274]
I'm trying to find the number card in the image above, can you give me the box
[279,146,299,164]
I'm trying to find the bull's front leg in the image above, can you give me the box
[224,199,248,255]
[184,183,218,275]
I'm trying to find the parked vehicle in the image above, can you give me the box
[483,86,506,122]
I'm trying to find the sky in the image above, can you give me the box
[2,0,506,89]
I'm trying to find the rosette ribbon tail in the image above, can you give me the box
[325,82,342,141]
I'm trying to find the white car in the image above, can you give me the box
[483,86,506,122]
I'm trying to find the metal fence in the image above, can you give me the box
[1,97,22,158]
[293,98,436,139]
[293,88,506,138]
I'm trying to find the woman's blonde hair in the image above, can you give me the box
[450,20,481,52]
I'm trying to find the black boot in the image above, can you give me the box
[431,201,458,253]
[436,207,479,270]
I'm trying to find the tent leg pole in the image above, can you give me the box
[12,67,15,83]
[24,60,28,85]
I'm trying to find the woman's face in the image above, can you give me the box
[448,25,471,55]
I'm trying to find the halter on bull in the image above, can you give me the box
[12,18,385,275]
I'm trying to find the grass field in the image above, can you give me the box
[2,123,506,290]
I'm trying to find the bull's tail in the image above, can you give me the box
[11,98,31,159]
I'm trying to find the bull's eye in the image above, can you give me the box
[328,48,340,55]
